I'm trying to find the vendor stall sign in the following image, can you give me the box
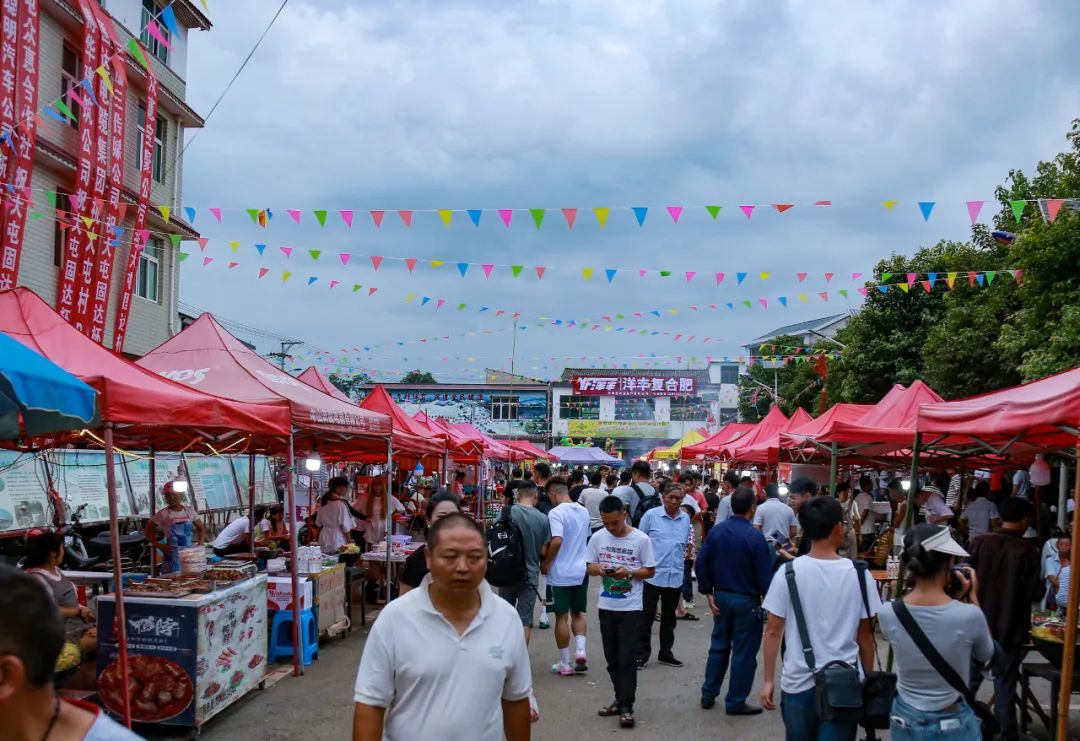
[567,420,670,439]
[571,374,696,397]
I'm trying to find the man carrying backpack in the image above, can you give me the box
[627,460,660,527]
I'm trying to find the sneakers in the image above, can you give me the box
[684,600,696,610]
[537,619,550,630]
[550,663,574,676]
[574,652,588,673]
[657,654,683,667]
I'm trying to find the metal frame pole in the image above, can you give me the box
[148,450,156,577]
[829,442,838,496]
[103,423,132,727]
[285,435,302,676]
[248,453,257,548]
[385,438,394,601]
[1056,457,1080,740]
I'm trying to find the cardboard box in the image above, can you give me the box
[266,577,313,611]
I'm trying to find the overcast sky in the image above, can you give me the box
[178,0,1080,382]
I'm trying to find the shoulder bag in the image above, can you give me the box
[853,560,897,730]
[892,599,1000,739]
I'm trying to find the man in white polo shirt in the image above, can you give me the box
[352,514,532,741]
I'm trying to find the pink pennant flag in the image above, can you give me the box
[858,286,869,297]
[966,200,984,224]
[814,200,832,206]
[368,287,378,296]
[561,208,577,229]
[1012,269,1023,282]
[796,272,807,282]
[534,266,546,279]
[339,252,351,266]
[825,272,835,282]
[436,299,446,309]
[739,205,755,219]
[1045,199,1065,223]
[495,310,505,317]
[632,312,643,318]
[258,267,270,279]
[906,272,917,287]
[397,210,413,227]
[758,298,768,308]
[287,209,302,225]
[685,271,696,282]
[667,206,683,224]
[279,246,293,258]
[340,210,354,227]
[498,209,513,227]
[639,269,648,278]
[209,207,222,222]
[370,256,383,270]
[482,264,494,278]
[851,272,862,280]
[405,258,418,273]
[202,257,213,266]
[197,237,209,251]
[329,280,340,290]
[228,261,238,269]
[602,315,612,322]
[819,291,829,301]
[370,210,385,228]
[145,20,171,49]
[715,272,725,285]
[512,312,521,319]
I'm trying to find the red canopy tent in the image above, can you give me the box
[297,366,353,404]
[778,403,874,461]
[736,407,814,464]
[504,439,557,461]
[358,386,445,456]
[679,422,755,461]
[414,411,484,460]
[452,423,528,463]
[717,406,790,461]
[813,381,944,450]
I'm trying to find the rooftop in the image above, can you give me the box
[748,313,849,345]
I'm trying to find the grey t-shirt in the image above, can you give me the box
[715,494,733,524]
[509,504,551,585]
[878,600,994,712]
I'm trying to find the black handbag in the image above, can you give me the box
[892,599,1001,739]
[852,560,897,730]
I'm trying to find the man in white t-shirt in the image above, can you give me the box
[761,497,881,741]
[854,475,877,546]
[578,471,609,533]
[586,495,656,729]
[540,480,592,676]
[1012,468,1030,499]
[212,506,266,557]
[959,481,1001,540]
[753,489,798,546]
[353,514,531,741]
[915,486,953,526]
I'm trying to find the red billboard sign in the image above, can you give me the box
[570,374,697,397]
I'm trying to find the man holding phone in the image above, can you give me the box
[586,496,656,729]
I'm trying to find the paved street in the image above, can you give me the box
[150,580,1075,740]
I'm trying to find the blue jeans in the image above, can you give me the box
[889,695,980,739]
[681,560,694,602]
[780,687,858,741]
[701,592,762,710]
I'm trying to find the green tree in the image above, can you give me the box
[737,335,836,421]
[400,370,437,384]
[327,372,374,400]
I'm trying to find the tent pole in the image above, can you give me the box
[148,450,157,578]
[248,452,256,550]
[829,442,838,496]
[285,435,302,677]
[103,423,132,727]
[902,433,921,532]
[385,438,394,602]
[1056,455,1080,740]
[1058,461,1068,532]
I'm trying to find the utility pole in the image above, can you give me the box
[267,339,302,370]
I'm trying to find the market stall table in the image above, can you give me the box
[96,575,268,734]
[1019,662,1080,738]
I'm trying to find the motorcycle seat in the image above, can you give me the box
[89,532,146,548]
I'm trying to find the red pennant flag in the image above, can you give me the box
[1011,269,1023,283]
[339,252,351,266]
[368,287,378,296]
[819,291,829,301]
[370,210,385,228]
[228,261,238,269]
[1045,199,1065,223]
[561,208,577,229]
[371,256,383,270]
[397,210,412,227]
[772,204,794,213]
[405,258,418,272]
[796,272,807,282]
[197,237,209,251]
[496,310,505,317]
[258,267,270,279]
[921,280,932,292]
[535,266,546,279]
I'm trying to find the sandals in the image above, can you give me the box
[677,612,700,621]
[601,703,635,728]
[620,710,636,728]
[598,702,620,717]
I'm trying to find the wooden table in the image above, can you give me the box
[869,569,898,602]
[1020,661,1080,738]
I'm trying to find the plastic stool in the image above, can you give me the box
[268,608,318,666]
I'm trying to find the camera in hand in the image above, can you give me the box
[946,565,973,599]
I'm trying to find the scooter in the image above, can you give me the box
[61,503,149,572]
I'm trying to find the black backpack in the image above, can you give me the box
[486,503,527,587]
[631,483,661,527]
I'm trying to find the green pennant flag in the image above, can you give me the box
[1009,199,1026,222]
[313,210,328,227]
[178,252,190,262]
[615,314,625,319]
[30,211,42,220]
[54,99,77,122]
[457,303,466,310]
[985,271,996,285]
[246,208,260,224]
[742,300,752,308]
[881,272,892,282]
[659,270,672,277]
[705,205,722,219]
[45,191,57,208]
[128,39,149,69]
[352,284,363,292]
[169,234,182,249]
[838,289,849,299]
[309,249,321,260]
[510,265,523,277]
[529,208,545,229]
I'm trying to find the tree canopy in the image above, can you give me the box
[327,372,373,400]
[400,370,437,384]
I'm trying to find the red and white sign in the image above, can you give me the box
[266,576,312,612]
[571,374,697,397]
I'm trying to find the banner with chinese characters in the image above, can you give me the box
[571,374,697,397]
[566,420,670,439]
[390,389,549,438]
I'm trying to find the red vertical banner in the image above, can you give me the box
[57,0,99,326]
[112,49,157,353]
[0,1,20,289]
[5,0,41,283]
[86,2,125,344]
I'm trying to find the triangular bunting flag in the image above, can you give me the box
[437,209,453,227]
[659,271,672,277]
[882,200,899,210]
[329,280,340,289]
[739,205,754,219]
[421,297,431,306]
[714,272,725,285]
[529,208,545,229]
[457,263,469,277]
[282,271,292,283]
[535,266,546,279]
[308,249,321,260]
[370,210,385,227]
[798,293,808,303]
[307,276,318,286]
[852,272,862,280]
[228,261,238,269]
[368,287,378,296]
[313,210,328,226]
[666,206,683,223]
[1011,269,1022,282]
[975,273,985,286]
[986,271,996,285]
[561,208,577,229]
[760,272,772,281]
[287,209,301,224]
[736,272,747,285]
[838,289,849,299]
[797,272,807,282]
[259,267,270,279]
[918,201,935,221]
[632,207,648,226]
[778,296,788,307]
[605,269,617,283]
[966,200,984,224]
[921,280,932,292]
[405,258,418,272]
[436,299,446,309]
[254,244,266,256]
[397,210,413,227]
[511,265,523,277]
[279,246,293,258]
[158,205,170,222]
[906,272,917,287]
[128,39,149,69]
[741,300,752,309]
[819,291,829,301]
[338,252,350,266]
[467,209,481,226]
[772,204,794,213]
[177,252,190,262]
[1045,199,1065,223]
[705,205,722,219]
[340,210,354,227]
[246,208,260,224]
[184,206,196,223]
[1009,199,1026,222]
[498,209,513,227]
[946,272,957,288]
[881,272,893,282]
[169,234,182,249]
[370,256,383,270]
[352,284,362,292]
[898,283,910,293]
[582,268,593,281]
[197,237,209,251]
[482,264,494,279]
[594,207,610,227]
[685,271,696,282]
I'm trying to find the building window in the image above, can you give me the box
[52,189,72,266]
[490,395,519,421]
[137,105,168,183]
[140,0,171,64]
[718,407,739,424]
[719,364,740,385]
[614,398,655,421]
[559,395,600,420]
[670,396,708,422]
[136,237,162,302]
[60,46,82,129]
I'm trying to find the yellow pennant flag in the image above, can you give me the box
[946,272,958,288]
[80,216,94,228]
[95,65,113,94]
[760,271,772,280]
[798,293,808,303]
[229,240,240,252]
[158,205,171,222]
[882,200,899,210]
[405,293,415,302]
[668,308,678,314]
[582,268,593,281]
[594,207,610,228]
[282,271,292,283]
[437,209,452,227]
[430,260,444,268]
[898,282,910,293]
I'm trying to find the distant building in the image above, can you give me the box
[745,313,850,357]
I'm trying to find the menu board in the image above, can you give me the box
[0,451,50,532]
[231,456,277,506]
[183,455,240,511]
[124,454,190,515]
[48,450,135,521]
[196,580,268,724]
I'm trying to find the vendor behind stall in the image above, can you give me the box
[212,505,267,557]
[256,504,291,551]
[144,481,206,574]
[316,476,356,554]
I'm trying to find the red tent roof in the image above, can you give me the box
[716,406,790,460]
[414,412,484,459]
[680,422,755,460]
[297,367,353,403]
[918,365,1080,452]
[358,386,444,455]
[138,314,391,452]
[505,440,557,461]
[725,407,805,463]
[813,381,944,448]
[779,403,874,452]
[451,423,527,462]
[0,289,290,448]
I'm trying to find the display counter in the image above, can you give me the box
[96,575,268,732]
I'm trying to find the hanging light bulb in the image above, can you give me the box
[305,448,322,472]
[172,479,189,494]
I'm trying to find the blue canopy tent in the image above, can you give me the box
[0,331,98,440]
[547,446,626,466]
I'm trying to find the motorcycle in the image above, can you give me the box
[61,503,149,572]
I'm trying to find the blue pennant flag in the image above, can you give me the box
[605,269,617,283]
[650,310,661,317]
[918,201,935,221]
[632,207,648,226]
[184,206,196,223]
[467,209,482,226]
[736,272,747,285]
[255,244,266,255]
[421,297,431,306]
[778,296,788,307]
[457,262,469,277]
[307,276,318,285]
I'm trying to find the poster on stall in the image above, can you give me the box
[196,581,268,724]
[97,599,199,727]
[0,451,49,532]
[48,451,135,521]
[124,454,189,515]
[231,456,277,505]
[183,455,240,511]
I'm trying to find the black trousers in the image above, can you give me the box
[599,609,642,711]
[638,582,680,661]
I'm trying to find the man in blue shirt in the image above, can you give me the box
[636,483,691,668]
[696,486,773,716]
